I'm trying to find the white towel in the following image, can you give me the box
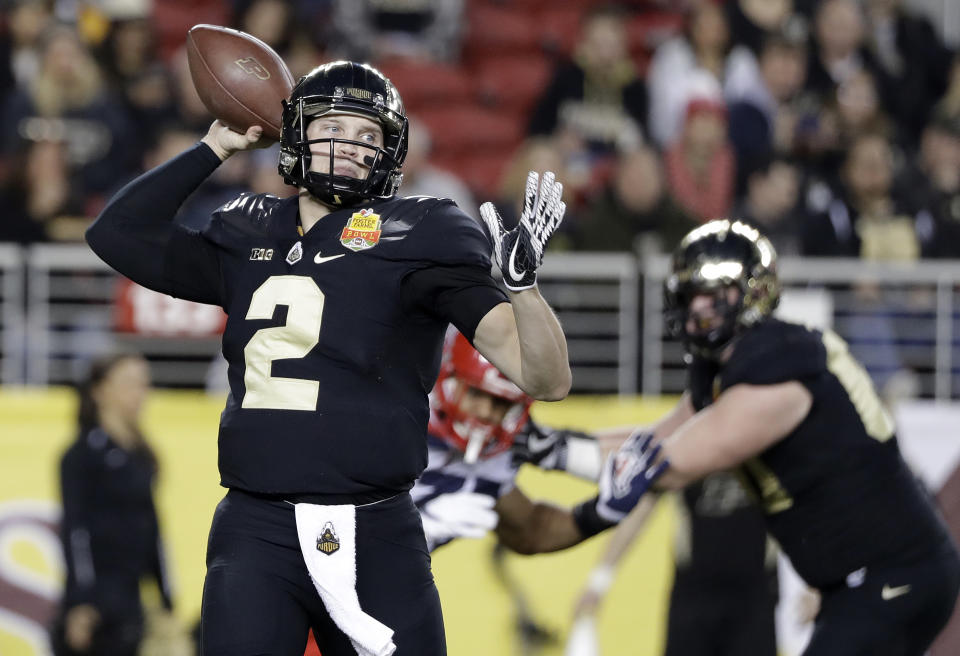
[294,503,396,656]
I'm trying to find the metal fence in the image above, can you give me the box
[1,245,640,393]
[5,243,960,398]
[21,244,222,388]
[0,244,25,386]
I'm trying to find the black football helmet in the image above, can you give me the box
[278,61,408,206]
[664,219,780,359]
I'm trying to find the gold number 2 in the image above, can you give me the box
[242,276,324,410]
[822,330,895,441]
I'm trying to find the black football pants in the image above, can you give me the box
[200,489,445,655]
[663,585,777,656]
[803,540,960,656]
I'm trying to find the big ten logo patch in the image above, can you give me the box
[0,501,63,655]
[234,57,270,80]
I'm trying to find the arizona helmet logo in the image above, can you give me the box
[316,521,340,555]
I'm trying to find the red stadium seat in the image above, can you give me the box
[152,0,230,60]
[462,5,542,62]
[434,151,512,200]
[537,6,586,56]
[475,54,553,117]
[626,11,686,57]
[376,59,473,111]
[418,105,525,158]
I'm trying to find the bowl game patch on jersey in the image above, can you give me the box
[340,209,382,252]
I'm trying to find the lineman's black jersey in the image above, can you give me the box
[88,144,507,498]
[712,319,951,588]
[685,359,776,594]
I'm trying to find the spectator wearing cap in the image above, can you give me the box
[665,96,736,224]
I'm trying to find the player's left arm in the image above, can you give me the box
[493,487,584,554]
[473,293,570,401]
[655,381,812,489]
[473,171,571,401]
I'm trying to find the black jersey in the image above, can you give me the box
[715,319,951,588]
[87,144,507,498]
[683,358,775,594]
[59,429,170,614]
[178,194,504,496]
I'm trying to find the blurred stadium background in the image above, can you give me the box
[1,0,959,654]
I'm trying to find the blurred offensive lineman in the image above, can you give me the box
[587,219,960,655]
[414,331,608,553]
[85,61,571,656]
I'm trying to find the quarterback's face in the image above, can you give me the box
[306,114,384,179]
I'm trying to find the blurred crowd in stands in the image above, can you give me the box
[0,0,958,262]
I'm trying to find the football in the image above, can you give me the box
[186,24,295,141]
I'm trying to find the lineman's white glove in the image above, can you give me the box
[480,171,566,291]
[419,491,499,551]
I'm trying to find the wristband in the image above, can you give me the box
[564,435,602,481]
[572,496,617,538]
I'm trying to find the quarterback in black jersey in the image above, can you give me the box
[85,61,570,656]
[584,219,960,655]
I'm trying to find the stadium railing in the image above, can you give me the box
[4,243,960,399]
[0,244,25,386]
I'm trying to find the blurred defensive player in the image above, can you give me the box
[413,331,605,553]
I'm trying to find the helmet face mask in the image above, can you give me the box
[665,220,780,359]
[429,334,533,463]
[278,61,408,207]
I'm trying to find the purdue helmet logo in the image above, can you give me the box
[316,522,340,555]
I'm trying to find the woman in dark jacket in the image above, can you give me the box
[51,352,172,656]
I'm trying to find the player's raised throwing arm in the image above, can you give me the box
[85,122,268,304]
[472,171,571,401]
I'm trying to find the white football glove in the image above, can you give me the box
[419,491,499,551]
[480,171,566,291]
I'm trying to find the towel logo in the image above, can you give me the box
[316,521,340,555]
